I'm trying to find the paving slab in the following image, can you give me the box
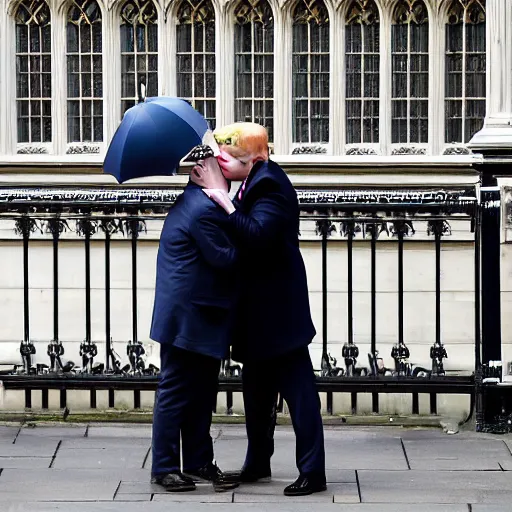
[0,426,20,442]
[0,467,149,482]
[332,484,361,503]
[117,481,166,494]
[15,425,87,440]
[0,480,119,501]
[152,486,234,503]
[403,438,511,470]
[60,437,151,449]
[86,426,152,438]
[472,507,511,512]
[332,506,469,512]
[358,469,512,503]
[51,446,149,469]
[114,493,152,501]
[233,480,358,503]
[0,439,59,457]
[324,437,408,470]
[326,470,357,483]
[407,459,502,470]
[497,459,512,470]
[0,457,51,469]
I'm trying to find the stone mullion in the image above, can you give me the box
[272,5,291,155]
[330,5,343,155]
[215,2,235,129]
[103,6,121,149]
[0,2,17,154]
[379,6,392,156]
[51,2,67,154]
[470,0,512,149]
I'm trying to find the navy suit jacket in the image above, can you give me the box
[228,160,316,363]
[150,182,237,360]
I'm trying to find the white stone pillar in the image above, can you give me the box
[0,0,16,155]
[272,6,291,155]
[51,2,67,155]
[429,9,444,156]
[378,7,392,156]
[215,1,235,129]
[329,5,343,155]
[103,6,121,148]
[469,0,512,149]
[162,5,177,97]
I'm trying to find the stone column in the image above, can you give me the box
[162,6,177,98]
[329,6,343,155]
[215,2,235,129]
[51,3,67,155]
[378,7,392,156]
[0,0,17,155]
[469,0,512,150]
[272,6,291,155]
[103,7,121,148]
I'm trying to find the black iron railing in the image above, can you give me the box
[0,186,481,419]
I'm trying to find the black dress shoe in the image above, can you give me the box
[151,472,196,492]
[224,466,272,484]
[222,465,272,483]
[283,474,327,496]
[183,462,240,492]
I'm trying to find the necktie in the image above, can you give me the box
[237,178,248,201]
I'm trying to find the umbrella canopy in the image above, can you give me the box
[103,97,210,183]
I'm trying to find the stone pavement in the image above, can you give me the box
[1,423,512,511]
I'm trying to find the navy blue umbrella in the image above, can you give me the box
[103,97,210,183]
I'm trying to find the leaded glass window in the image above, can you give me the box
[67,0,103,143]
[445,0,485,144]
[176,0,216,128]
[234,0,274,141]
[292,0,329,144]
[391,0,428,144]
[15,0,51,144]
[345,0,379,144]
[120,0,158,115]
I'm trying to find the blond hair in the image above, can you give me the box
[213,122,269,161]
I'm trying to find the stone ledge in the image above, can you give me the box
[0,411,445,428]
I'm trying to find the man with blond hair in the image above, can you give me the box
[196,122,326,497]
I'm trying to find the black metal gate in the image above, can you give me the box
[0,185,486,424]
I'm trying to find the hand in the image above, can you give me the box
[204,189,236,215]
[190,157,228,192]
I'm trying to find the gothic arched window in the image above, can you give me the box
[292,0,329,144]
[445,0,486,144]
[67,0,103,143]
[391,0,428,144]
[120,0,158,115]
[176,0,216,128]
[345,0,380,144]
[234,0,274,141]
[15,0,51,144]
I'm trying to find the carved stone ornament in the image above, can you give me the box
[66,144,101,154]
[346,147,377,156]
[0,187,478,220]
[391,146,426,155]
[291,145,327,155]
[17,145,49,154]
[443,145,472,156]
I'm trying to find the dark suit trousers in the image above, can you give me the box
[151,344,220,476]
[242,346,325,478]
